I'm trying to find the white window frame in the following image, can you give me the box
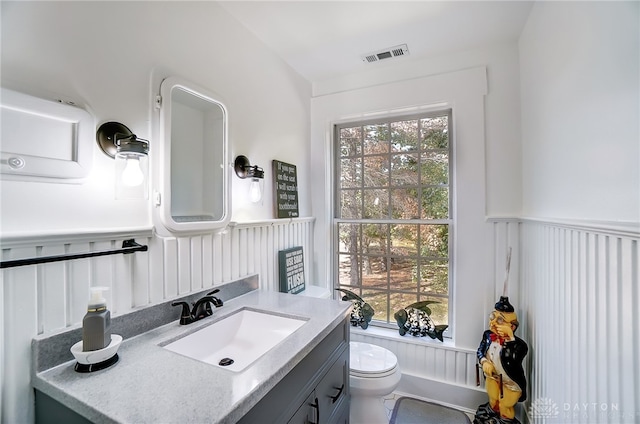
[332,109,454,335]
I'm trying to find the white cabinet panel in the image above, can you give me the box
[1,88,93,182]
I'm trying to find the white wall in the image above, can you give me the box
[518,2,639,422]
[315,42,524,218]
[310,8,640,418]
[519,1,640,223]
[0,1,311,234]
[1,2,312,423]
[4,0,637,421]
[310,45,529,414]
[312,67,493,351]
[310,44,524,352]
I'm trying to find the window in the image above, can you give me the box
[334,110,452,331]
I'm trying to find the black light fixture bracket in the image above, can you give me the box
[234,155,264,179]
[96,121,149,158]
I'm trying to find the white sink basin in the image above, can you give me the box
[163,308,307,372]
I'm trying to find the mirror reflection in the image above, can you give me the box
[158,77,229,233]
[170,87,225,222]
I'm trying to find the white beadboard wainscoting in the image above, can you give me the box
[344,219,523,417]
[517,218,639,424]
[352,218,638,423]
[351,327,487,413]
[149,218,316,301]
[2,216,637,423]
[0,217,315,424]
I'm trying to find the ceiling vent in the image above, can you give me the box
[361,44,409,63]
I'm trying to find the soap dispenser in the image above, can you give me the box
[82,287,112,352]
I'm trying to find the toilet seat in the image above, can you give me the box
[349,342,401,424]
[350,342,398,378]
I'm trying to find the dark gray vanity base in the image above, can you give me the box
[239,318,350,424]
[36,391,92,424]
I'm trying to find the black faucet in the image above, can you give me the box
[171,289,223,325]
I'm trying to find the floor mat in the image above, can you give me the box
[390,397,471,424]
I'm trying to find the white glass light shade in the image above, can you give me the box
[121,157,144,186]
[249,177,262,203]
[115,152,148,199]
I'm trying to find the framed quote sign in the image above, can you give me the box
[273,160,299,218]
[278,246,305,294]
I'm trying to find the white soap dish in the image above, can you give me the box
[71,334,122,372]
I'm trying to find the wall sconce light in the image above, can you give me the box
[96,122,149,199]
[234,155,264,203]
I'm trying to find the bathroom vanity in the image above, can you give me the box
[238,317,349,424]
[32,282,351,423]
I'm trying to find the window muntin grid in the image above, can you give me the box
[334,110,452,329]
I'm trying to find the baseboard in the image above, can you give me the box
[397,372,486,413]
[397,372,529,423]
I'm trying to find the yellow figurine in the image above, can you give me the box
[474,296,528,424]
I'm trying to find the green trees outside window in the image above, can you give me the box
[335,111,452,328]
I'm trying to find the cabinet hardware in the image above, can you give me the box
[329,384,344,403]
[309,397,320,424]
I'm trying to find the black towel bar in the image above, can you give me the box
[0,239,148,269]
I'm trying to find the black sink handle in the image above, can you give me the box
[206,289,223,307]
[171,301,192,325]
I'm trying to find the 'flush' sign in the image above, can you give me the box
[278,246,305,295]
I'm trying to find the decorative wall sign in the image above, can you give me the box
[278,246,305,294]
[273,160,299,218]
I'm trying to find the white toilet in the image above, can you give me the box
[349,341,401,424]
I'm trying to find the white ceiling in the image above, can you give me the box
[218,1,535,83]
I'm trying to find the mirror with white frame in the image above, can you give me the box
[156,76,230,234]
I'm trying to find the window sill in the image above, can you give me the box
[350,325,470,353]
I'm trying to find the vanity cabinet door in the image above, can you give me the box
[331,404,350,424]
[288,391,318,424]
[316,353,348,423]
[238,318,350,424]
[35,390,91,424]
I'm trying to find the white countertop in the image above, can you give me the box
[33,290,351,423]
